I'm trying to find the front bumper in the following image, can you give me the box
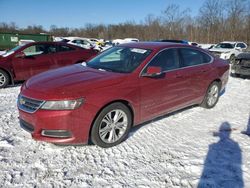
[210,52,230,60]
[18,104,96,145]
[231,64,250,76]
[220,54,231,60]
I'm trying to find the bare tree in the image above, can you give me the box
[161,4,191,39]
[198,0,224,43]
[225,0,248,40]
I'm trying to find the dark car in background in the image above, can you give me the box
[0,42,98,88]
[154,39,189,44]
[17,42,229,148]
[231,52,250,77]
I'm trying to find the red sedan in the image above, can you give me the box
[17,42,229,147]
[0,41,98,88]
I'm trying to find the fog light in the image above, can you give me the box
[41,130,72,138]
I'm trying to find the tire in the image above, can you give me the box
[0,70,9,89]
[201,82,221,109]
[91,102,132,148]
[230,72,240,77]
[229,54,235,64]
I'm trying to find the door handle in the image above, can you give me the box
[201,69,208,73]
[175,74,183,78]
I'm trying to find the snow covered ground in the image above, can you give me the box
[0,77,250,187]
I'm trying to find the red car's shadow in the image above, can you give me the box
[85,105,198,147]
[129,105,198,138]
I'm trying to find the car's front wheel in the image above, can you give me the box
[201,82,220,109]
[91,102,132,148]
[229,54,235,64]
[0,70,9,89]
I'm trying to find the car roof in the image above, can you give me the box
[119,42,192,51]
[63,37,89,40]
[221,41,245,44]
[23,41,83,49]
[155,39,189,44]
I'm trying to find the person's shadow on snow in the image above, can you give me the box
[242,115,250,136]
[198,122,243,188]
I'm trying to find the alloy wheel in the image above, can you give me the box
[207,85,219,106]
[0,72,6,87]
[99,109,128,144]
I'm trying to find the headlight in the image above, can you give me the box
[235,60,240,64]
[223,51,231,54]
[41,99,83,110]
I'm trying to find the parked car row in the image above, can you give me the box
[0,42,98,88]
[112,38,139,46]
[231,52,250,77]
[208,41,248,63]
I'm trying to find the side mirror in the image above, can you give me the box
[15,52,26,58]
[235,47,241,51]
[142,66,163,77]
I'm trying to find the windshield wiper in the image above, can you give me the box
[87,65,114,72]
[98,67,114,72]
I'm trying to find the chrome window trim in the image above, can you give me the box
[139,46,214,77]
[18,94,45,114]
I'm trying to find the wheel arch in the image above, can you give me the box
[207,78,222,93]
[212,78,222,87]
[88,99,135,142]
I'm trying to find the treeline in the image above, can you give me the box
[1,0,250,44]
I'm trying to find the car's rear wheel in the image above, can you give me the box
[0,70,9,89]
[91,102,132,148]
[201,82,220,109]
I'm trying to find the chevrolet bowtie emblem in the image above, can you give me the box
[19,98,25,105]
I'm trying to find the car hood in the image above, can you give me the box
[24,64,128,99]
[209,48,232,53]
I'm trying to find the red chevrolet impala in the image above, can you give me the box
[0,42,98,88]
[17,42,229,147]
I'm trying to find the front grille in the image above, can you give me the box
[18,95,44,113]
[211,52,221,57]
[20,119,34,133]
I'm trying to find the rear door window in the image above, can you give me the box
[179,48,211,67]
[236,43,247,49]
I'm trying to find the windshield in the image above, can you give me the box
[86,47,152,73]
[1,45,23,57]
[215,43,235,49]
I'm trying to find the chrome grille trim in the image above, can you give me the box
[242,60,250,67]
[18,95,45,113]
[211,52,222,57]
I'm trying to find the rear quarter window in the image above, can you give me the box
[58,45,75,52]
